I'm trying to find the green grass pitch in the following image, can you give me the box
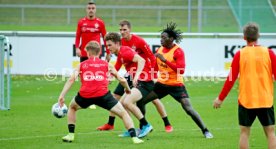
[0,75,272,148]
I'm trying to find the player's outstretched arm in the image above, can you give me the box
[58,65,80,106]
[213,51,240,110]
[131,54,145,87]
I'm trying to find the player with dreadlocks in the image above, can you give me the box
[140,22,214,139]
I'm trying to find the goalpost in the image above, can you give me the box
[0,35,11,110]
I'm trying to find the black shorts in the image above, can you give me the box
[153,82,189,102]
[113,75,154,99]
[75,91,118,110]
[136,81,155,99]
[113,75,133,96]
[238,105,275,126]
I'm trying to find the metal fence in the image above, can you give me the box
[0,1,238,32]
[0,0,275,32]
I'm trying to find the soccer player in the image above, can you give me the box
[140,22,213,139]
[97,20,173,133]
[75,1,110,62]
[104,32,153,138]
[58,41,143,144]
[75,1,110,109]
[213,22,276,149]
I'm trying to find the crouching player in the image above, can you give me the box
[57,41,143,144]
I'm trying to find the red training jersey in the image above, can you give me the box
[79,56,109,98]
[121,34,156,68]
[75,17,110,58]
[114,46,152,81]
[121,34,156,80]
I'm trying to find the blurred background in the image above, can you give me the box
[0,0,275,32]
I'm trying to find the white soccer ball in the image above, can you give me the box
[51,103,68,118]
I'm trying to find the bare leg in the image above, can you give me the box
[180,98,207,132]
[68,99,82,125]
[108,102,144,144]
[239,126,250,149]
[97,94,121,130]
[108,93,121,117]
[62,98,82,142]
[151,99,173,132]
[263,125,276,149]
[122,88,143,120]
[110,102,134,129]
[138,91,159,115]
[152,99,167,118]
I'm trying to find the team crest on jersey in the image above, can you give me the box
[81,27,86,32]
[82,63,89,69]
[94,23,99,29]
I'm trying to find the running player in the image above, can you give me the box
[105,32,153,138]
[97,20,173,133]
[141,22,213,139]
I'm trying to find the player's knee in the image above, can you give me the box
[114,110,125,119]
[122,100,129,109]
[69,99,81,110]
[69,103,78,111]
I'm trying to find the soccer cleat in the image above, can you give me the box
[138,124,153,138]
[132,137,144,144]
[204,131,213,139]
[62,133,74,142]
[165,125,173,133]
[118,130,130,137]
[89,104,97,109]
[97,124,114,131]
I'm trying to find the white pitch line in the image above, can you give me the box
[0,131,122,141]
[0,134,64,141]
[0,126,258,141]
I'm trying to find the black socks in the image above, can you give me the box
[139,117,148,129]
[128,128,136,137]
[107,116,115,125]
[68,124,75,133]
[162,116,171,126]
